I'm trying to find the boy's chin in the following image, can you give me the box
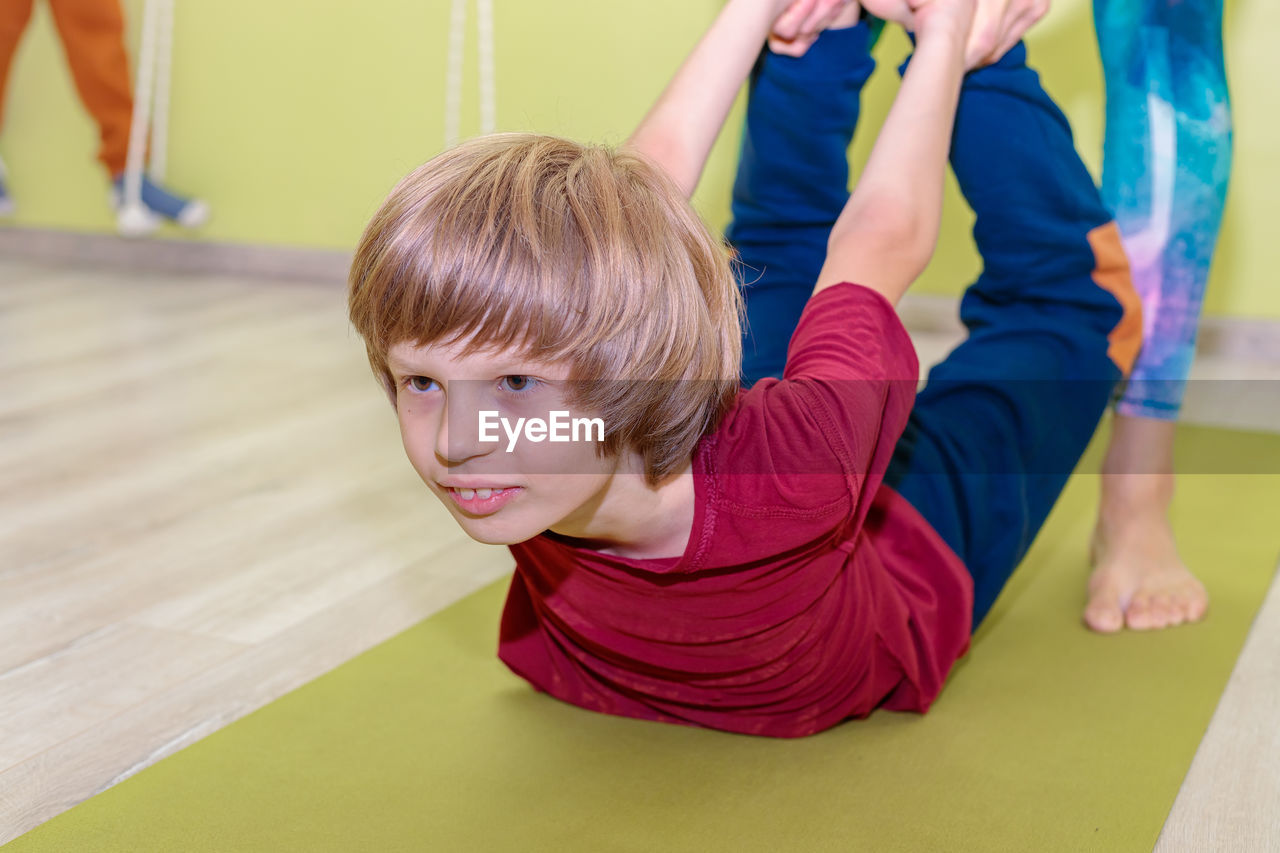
[451,515,541,547]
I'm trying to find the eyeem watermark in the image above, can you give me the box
[479,410,605,452]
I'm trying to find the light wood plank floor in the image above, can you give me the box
[1,260,1277,848]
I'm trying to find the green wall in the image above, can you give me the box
[2,0,1274,319]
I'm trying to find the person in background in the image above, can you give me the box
[1082,0,1230,633]
[0,0,207,232]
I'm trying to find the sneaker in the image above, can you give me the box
[110,173,210,235]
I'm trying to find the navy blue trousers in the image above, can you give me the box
[728,25,1141,627]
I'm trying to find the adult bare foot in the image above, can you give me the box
[1083,416,1209,633]
[1085,479,1209,631]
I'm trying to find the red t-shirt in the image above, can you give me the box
[498,283,974,737]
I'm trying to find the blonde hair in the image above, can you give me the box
[348,133,744,484]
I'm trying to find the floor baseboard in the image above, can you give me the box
[0,226,351,284]
[899,291,1280,366]
[3,225,1277,366]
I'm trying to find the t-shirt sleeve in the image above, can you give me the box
[711,283,919,521]
[783,283,919,385]
[776,282,919,478]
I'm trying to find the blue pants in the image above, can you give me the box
[728,26,1142,626]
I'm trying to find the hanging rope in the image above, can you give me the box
[476,0,495,136]
[444,0,496,149]
[444,0,467,149]
[149,0,174,182]
[120,0,160,219]
[119,0,174,233]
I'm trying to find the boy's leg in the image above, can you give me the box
[728,22,876,386]
[884,43,1143,626]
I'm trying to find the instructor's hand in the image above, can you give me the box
[962,0,1050,67]
[768,0,861,56]
[910,0,979,49]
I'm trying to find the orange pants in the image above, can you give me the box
[0,0,133,175]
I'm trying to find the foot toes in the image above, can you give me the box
[1184,594,1209,623]
[1150,594,1178,628]
[1178,582,1210,624]
[1129,590,1199,630]
[1084,587,1126,633]
[1126,595,1158,630]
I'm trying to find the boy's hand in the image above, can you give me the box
[768,0,861,56]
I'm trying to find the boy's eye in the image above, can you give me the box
[501,375,537,393]
[407,376,439,393]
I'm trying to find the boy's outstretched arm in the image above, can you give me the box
[815,0,976,305]
[626,0,852,199]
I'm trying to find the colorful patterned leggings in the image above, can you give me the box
[1094,0,1233,419]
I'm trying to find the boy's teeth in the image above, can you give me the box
[476,488,493,499]
[459,488,475,500]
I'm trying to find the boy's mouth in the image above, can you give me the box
[443,485,522,515]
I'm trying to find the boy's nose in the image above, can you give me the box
[435,391,492,464]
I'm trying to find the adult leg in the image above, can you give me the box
[1086,0,1228,631]
[884,42,1143,627]
[0,0,33,215]
[47,0,133,176]
[49,0,209,229]
[728,19,876,386]
[0,0,35,133]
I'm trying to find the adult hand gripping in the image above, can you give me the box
[768,0,1050,67]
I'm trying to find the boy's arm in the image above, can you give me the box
[814,0,975,305]
[626,0,850,199]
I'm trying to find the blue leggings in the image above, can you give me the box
[729,26,1141,626]
[1095,0,1232,420]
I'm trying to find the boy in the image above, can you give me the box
[348,0,1140,737]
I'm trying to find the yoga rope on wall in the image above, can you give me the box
[118,0,173,236]
[444,0,496,150]
[149,0,174,183]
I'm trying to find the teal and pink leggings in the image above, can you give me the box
[1095,0,1232,419]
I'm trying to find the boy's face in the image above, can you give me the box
[386,339,620,546]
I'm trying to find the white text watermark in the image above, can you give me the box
[479,411,605,452]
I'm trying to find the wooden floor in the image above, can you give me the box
[1,259,1277,848]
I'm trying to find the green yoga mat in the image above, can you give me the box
[8,424,1279,852]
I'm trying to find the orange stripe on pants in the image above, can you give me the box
[0,0,134,176]
[1088,221,1144,378]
